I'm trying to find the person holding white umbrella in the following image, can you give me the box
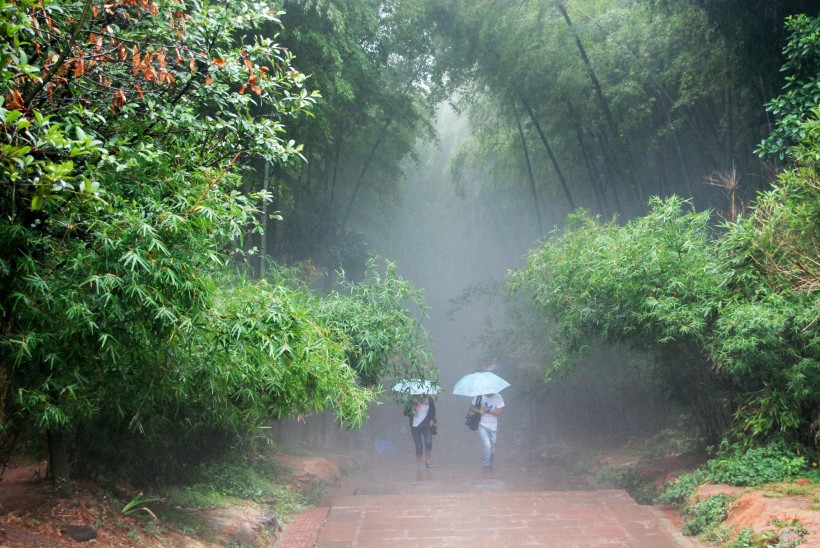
[455,365,508,471]
[408,393,436,469]
[393,380,439,469]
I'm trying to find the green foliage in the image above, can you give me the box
[658,443,817,517]
[512,16,820,444]
[164,486,236,509]
[681,493,731,537]
[514,162,820,443]
[194,460,279,501]
[0,0,434,485]
[713,129,820,445]
[509,197,725,434]
[67,260,436,480]
[163,455,305,516]
[657,447,820,543]
[725,520,808,548]
[121,493,160,520]
[707,442,809,487]
[268,0,437,272]
[594,466,658,504]
[641,423,702,460]
[729,528,777,548]
[316,258,434,387]
[1,0,318,431]
[511,197,720,370]
[656,469,710,506]
[757,14,820,159]
[187,275,374,428]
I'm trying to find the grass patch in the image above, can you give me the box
[682,493,732,537]
[593,464,662,504]
[656,469,710,506]
[766,482,820,497]
[637,423,702,460]
[149,453,310,540]
[724,518,808,548]
[164,485,241,508]
[151,503,212,538]
[706,442,809,487]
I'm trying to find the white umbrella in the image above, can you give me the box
[452,371,510,397]
[391,379,439,395]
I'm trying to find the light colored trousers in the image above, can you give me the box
[478,424,497,468]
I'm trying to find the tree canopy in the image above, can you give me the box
[512,13,820,447]
[2,0,818,491]
[427,0,820,228]
[255,0,438,276]
[0,0,435,487]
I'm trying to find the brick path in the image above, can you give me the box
[276,454,703,547]
[319,490,698,547]
[276,508,330,547]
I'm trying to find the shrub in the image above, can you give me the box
[682,493,732,536]
[656,469,710,506]
[707,442,809,486]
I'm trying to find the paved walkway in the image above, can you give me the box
[276,454,702,547]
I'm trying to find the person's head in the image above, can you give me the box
[482,363,497,372]
[484,393,494,399]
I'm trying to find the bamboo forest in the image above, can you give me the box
[1,0,819,545]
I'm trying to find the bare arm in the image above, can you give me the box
[469,401,503,416]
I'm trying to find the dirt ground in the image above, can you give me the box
[0,460,221,547]
[592,448,820,547]
[0,452,360,547]
[1,448,818,547]
[697,483,820,547]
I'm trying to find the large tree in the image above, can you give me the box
[251,0,438,276]
[511,14,820,447]
[1,0,433,490]
[426,0,820,228]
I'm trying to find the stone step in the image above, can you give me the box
[277,454,705,547]
[310,490,698,547]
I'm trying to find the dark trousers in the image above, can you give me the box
[411,425,432,457]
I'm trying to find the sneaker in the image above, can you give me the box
[425,462,433,468]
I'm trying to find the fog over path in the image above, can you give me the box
[276,104,708,547]
[278,453,703,547]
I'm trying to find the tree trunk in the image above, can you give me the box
[340,118,392,230]
[591,126,624,214]
[556,1,643,204]
[566,99,609,216]
[329,139,342,215]
[519,95,576,211]
[0,364,16,480]
[667,111,695,199]
[47,429,71,497]
[512,101,544,234]
[340,73,419,230]
[723,36,735,169]
[260,159,270,278]
[556,1,616,144]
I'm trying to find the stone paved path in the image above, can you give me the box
[276,454,703,547]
